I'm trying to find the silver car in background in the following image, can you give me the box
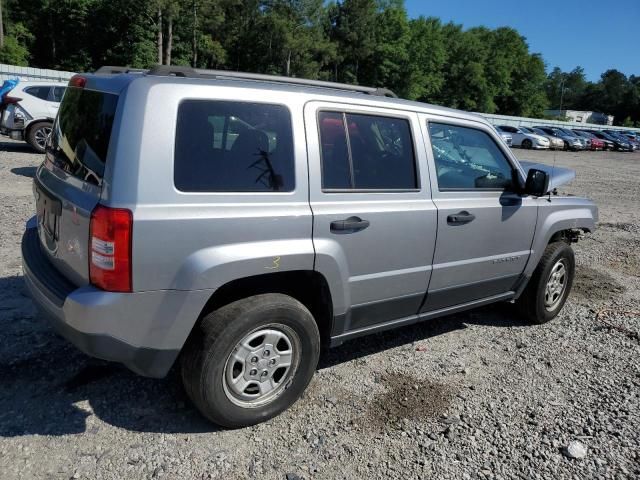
[497,125,550,149]
[527,127,565,150]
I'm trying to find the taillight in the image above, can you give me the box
[89,205,133,292]
[2,96,22,104]
[69,75,87,88]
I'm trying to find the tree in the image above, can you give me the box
[332,0,377,83]
[403,17,445,101]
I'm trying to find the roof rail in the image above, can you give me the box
[145,65,398,98]
[95,66,146,75]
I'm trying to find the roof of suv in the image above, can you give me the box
[85,65,487,126]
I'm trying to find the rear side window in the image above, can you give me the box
[24,86,51,100]
[319,111,417,190]
[48,87,118,184]
[174,100,294,192]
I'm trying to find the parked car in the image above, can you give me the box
[497,125,550,149]
[493,126,513,146]
[581,129,633,152]
[534,126,584,151]
[22,66,597,427]
[571,130,613,150]
[525,127,565,150]
[571,130,604,150]
[604,130,639,151]
[0,81,67,153]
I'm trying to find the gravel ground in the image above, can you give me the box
[0,139,639,480]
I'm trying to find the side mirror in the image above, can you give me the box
[524,168,549,196]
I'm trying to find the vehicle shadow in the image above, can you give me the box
[10,166,37,178]
[0,273,526,437]
[0,140,36,154]
[319,303,525,369]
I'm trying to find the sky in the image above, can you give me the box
[404,0,640,81]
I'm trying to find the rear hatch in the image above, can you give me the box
[34,84,118,286]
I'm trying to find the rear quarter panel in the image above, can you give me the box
[103,78,315,295]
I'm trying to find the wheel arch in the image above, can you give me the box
[194,270,334,346]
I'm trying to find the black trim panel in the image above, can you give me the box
[348,293,424,330]
[421,274,520,312]
[330,291,515,347]
[21,227,74,307]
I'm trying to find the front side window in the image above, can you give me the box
[174,101,294,192]
[319,111,417,190]
[428,122,514,190]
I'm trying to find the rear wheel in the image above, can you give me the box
[522,139,533,149]
[516,242,575,324]
[26,121,52,153]
[181,293,320,428]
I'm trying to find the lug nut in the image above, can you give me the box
[263,350,270,357]
[251,356,259,363]
[269,358,276,366]
[261,370,268,377]
[250,369,258,376]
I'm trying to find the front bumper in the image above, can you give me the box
[21,225,184,378]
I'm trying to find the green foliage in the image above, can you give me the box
[0,23,33,65]
[1,0,636,123]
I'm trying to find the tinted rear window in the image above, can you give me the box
[49,87,118,184]
[174,100,294,192]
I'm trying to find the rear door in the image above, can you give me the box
[421,116,537,311]
[34,85,119,286]
[305,102,437,333]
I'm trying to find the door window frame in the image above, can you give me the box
[420,114,526,199]
[313,104,424,194]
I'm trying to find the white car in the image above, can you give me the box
[497,125,550,150]
[0,81,67,152]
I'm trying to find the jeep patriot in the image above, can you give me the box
[22,66,597,427]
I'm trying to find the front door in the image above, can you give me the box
[305,102,437,333]
[421,117,538,312]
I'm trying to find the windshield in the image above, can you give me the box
[47,87,118,185]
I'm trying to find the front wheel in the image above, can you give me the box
[522,139,533,149]
[26,121,52,153]
[181,293,320,428]
[516,242,575,324]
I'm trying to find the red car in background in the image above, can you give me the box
[571,130,605,150]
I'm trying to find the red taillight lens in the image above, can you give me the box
[69,75,87,88]
[2,96,22,104]
[89,205,133,292]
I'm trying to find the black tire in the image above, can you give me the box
[522,139,532,149]
[26,121,52,153]
[516,242,575,324]
[563,141,569,151]
[181,293,320,428]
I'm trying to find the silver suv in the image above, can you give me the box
[22,66,598,427]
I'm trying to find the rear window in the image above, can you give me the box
[48,87,118,184]
[174,100,294,192]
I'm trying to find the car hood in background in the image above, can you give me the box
[519,161,576,191]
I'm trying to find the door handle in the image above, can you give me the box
[447,211,476,225]
[330,216,370,234]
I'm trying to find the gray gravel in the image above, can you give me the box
[1,139,639,479]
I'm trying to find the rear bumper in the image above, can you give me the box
[21,224,186,378]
